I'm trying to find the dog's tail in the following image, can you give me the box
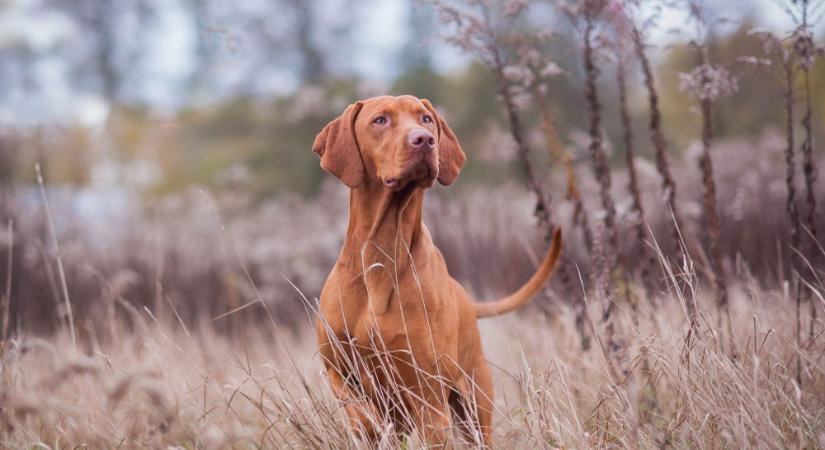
[474,228,563,319]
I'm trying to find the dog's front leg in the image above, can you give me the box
[407,387,454,448]
[324,365,382,442]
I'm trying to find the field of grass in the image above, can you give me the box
[2,272,824,448]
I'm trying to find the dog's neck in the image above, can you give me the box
[341,180,425,270]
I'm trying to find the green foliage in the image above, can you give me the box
[154,96,333,198]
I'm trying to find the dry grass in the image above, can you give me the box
[1,271,824,448]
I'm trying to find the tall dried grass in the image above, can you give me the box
[1,263,824,448]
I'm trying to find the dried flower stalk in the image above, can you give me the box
[797,3,819,259]
[784,58,804,380]
[796,3,820,341]
[582,4,618,293]
[1,221,11,345]
[616,50,654,289]
[631,25,686,260]
[750,22,806,382]
[694,62,729,311]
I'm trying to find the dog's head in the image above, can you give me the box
[312,95,466,191]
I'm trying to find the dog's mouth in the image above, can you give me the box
[383,156,437,191]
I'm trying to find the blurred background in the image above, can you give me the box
[0,0,823,335]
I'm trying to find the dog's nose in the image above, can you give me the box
[407,129,435,152]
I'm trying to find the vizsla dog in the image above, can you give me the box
[313,95,562,447]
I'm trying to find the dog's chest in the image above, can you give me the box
[346,285,449,351]
[320,234,458,361]
[323,273,454,358]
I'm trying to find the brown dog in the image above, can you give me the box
[313,95,562,447]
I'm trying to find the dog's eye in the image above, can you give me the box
[422,115,433,124]
[373,116,388,125]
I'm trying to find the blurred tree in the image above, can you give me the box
[286,0,327,84]
[211,0,362,94]
[182,0,217,101]
[402,2,436,71]
[393,3,441,100]
[46,0,155,104]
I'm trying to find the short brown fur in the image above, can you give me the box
[314,95,562,447]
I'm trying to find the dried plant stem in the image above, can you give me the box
[784,61,801,273]
[632,25,685,262]
[2,220,12,343]
[697,77,734,356]
[583,14,618,295]
[153,210,166,323]
[800,0,818,244]
[581,9,624,370]
[697,86,727,311]
[800,65,818,341]
[616,53,653,290]
[780,59,803,383]
[36,163,76,347]
[616,48,658,394]
[490,48,555,240]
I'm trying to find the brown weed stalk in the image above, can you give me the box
[797,1,820,266]
[680,0,747,346]
[757,0,825,361]
[787,54,805,373]
[615,46,654,292]
[695,57,729,311]
[2,221,11,346]
[794,0,822,340]
[572,0,627,370]
[699,96,730,313]
[781,42,801,284]
[580,1,618,295]
[631,24,687,265]
[750,23,806,382]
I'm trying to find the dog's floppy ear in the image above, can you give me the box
[312,102,364,188]
[422,99,466,186]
